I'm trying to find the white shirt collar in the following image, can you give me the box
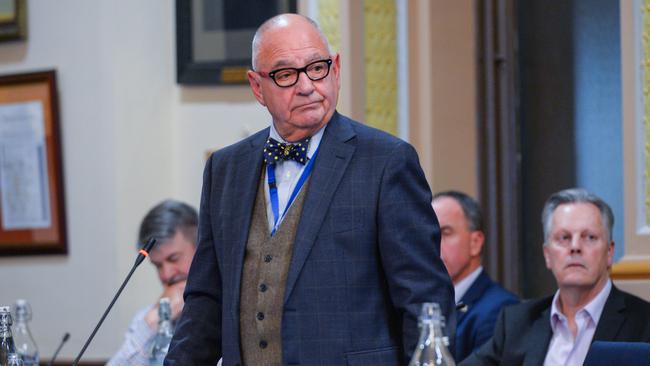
[454,266,483,304]
[550,278,612,330]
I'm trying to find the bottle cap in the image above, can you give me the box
[14,299,32,321]
[0,306,13,326]
[419,302,446,327]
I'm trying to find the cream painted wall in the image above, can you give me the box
[0,0,266,361]
[409,0,478,197]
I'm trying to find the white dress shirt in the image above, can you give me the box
[543,279,612,366]
[264,123,325,233]
[454,266,483,304]
[107,306,157,366]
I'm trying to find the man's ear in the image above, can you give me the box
[331,53,341,89]
[469,231,484,258]
[543,243,551,269]
[607,241,615,268]
[247,70,267,106]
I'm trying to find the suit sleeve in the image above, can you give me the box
[460,308,507,365]
[165,154,223,365]
[472,296,519,353]
[376,141,455,362]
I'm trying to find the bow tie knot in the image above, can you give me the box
[264,137,310,165]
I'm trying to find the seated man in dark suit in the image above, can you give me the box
[462,188,650,366]
[433,191,519,361]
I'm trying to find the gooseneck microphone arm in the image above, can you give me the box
[47,332,70,366]
[72,238,157,366]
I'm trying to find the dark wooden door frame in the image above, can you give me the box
[475,0,521,295]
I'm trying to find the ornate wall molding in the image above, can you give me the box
[612,0,650,279]
[364,0,398,135]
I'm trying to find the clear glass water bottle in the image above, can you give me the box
[12,300,38,366]
[0,306,17,366]
[409,302,456,366]
[6,353,23,366]
[149,298,173,366]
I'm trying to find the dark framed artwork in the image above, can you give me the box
[176,0,297,85]
[0,0,27,42]
[0,70,67,255]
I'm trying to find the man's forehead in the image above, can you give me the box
[150,242,177,256]
[551,202,604,229]
[268,51,325,68]
[433,197,465,220]
[150,236,194,255]
[256,21,328,65]
[433,196,460,210]
[554,202,599,215]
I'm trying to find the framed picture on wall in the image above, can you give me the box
[176,0,297,85]
[0,70,67,255]
[0,0,27,42]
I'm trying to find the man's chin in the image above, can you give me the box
[287,118,327,134]
[294,113,325,125]
[558,277,595,289]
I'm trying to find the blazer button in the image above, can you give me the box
[259,340,268,349]
[257,311,265,320]
[259,283,268,292]
[264,254,272,262]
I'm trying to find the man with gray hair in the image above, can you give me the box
[461,188,650,366]
[108,199,198,366]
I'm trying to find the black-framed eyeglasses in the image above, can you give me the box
[257,59,332,88]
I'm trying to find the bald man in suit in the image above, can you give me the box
[165,13,454,366]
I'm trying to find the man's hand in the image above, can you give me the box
[144,280,187,329]
[166,280,186,321]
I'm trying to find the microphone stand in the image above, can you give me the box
[72,238,157,366]
[47,332,70,366]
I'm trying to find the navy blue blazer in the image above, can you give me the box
[165,112,454,366]
[455,270,519,362]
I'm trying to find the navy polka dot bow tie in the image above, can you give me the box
[263,137,310,165]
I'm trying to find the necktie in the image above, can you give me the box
[263,137,310,165]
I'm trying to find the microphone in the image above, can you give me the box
[135,236,157,266]
[72,237,157,366]
[47,332,70,366]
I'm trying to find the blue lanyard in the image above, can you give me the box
[266,146,320,236]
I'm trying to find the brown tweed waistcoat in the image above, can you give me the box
[240,172,310,366]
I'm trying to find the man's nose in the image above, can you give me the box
[160,264,179,283]
[569,235,582,253]
[295,71,315,95]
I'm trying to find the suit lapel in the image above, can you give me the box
[593,286,626,341]
[229,129,267,317]
[283,113,356,303]
[519,287,624,366]
[458,270,491,323]
[523,306,553,366]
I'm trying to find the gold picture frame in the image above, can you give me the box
[0,70,67,255]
